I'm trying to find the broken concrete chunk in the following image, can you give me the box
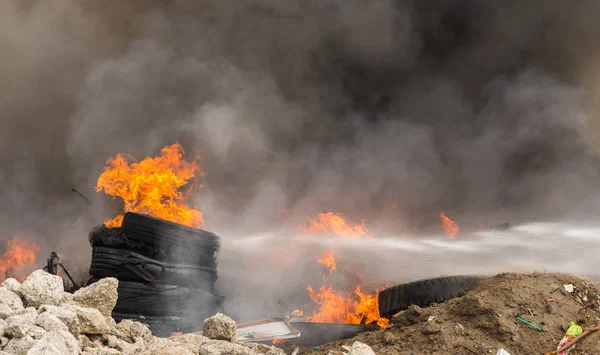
[4,307,37,338]
[17,270,64,308]
[38,304,80,335]
[347,341,376,355]
[3,335,35,355]
[75,307,110,335]
[26,325,47,340]
[0,288,24,313]
[98,349,122,355]
[27,329,80,355]
[202,313,236,342]
[140,338,195,355]
[197,340,255,355]
[73,277,118,320]
[36,311,69,333]
[0,336,8,347]
[112,319,152,344]
[1,278,21,293]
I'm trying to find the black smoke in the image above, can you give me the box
[1,0,600,280]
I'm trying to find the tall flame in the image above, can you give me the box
[440,212,459,239]
[96,142,204,228]
[0,236,40,282]
[306,284,389,328]
[298,212,374,240]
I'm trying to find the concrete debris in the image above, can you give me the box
[1,278,21,293]
[74,307,111,335]
[346,341,376,355]
[17,270,64,308]
[202,313,237,342]
[0,269,311,355]
[73,278,118,321]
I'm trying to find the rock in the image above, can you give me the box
[422,323,442,335]
[202,313,236,342]
[1,278,21,293]
[0,319,6,336]
[0,336,7,347]
[4,307,37,337]
[74,307,110,335]
[73,278,118,320]
[26,325,47,340]
[347,341,376,355]
[114,339,145,354]
[391,305,423,326]
[38,305,80,335]
[3,335,35,355]
[27,329,80,355]
[170,333,210,353]
[60,292,79,308]
[78,334,95,349]
[382,331,397,344]
[17,270,64,308]
[111,319,152,344]
[36,312,69,333]
[140,338,195,355]
[98,349,121,355]
[197,340,255,355]
[82,350,100,355]
[0,304,14,319]
[243,343,285,355]
[0,288,24,315]
[105,334,118,348]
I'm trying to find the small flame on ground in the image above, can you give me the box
[298,212,374,240]
[96,142,205,228]
[272,339,286,345]
[317,251,337,274]
[440,212,459,239]
[306,284,389,328]
[0,236,40,282]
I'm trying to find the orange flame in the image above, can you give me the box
[317,251,337,274]
[298,212,374,240]
[440,212,459,239]
[96,142,205,228]
[0,236,40,282]
[306,284,389,328]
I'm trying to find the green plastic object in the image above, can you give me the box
[565,321,583,339]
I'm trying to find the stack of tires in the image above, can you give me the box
[87,212,223,336]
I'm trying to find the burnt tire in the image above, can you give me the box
[121,212,220,269]
[89,247,217,291]
[377,275,481,318]
[87,278,223,317]
[112,312,210,337]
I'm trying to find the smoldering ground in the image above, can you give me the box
[2,0,600,320]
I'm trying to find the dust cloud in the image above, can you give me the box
[1,0,600,320]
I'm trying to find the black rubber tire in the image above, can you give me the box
[377,275,482,317]
[87,278,223,317]
[112,312,210,337]
[121,212,221,269]
[89,226,164,260]
[89,247,217,291]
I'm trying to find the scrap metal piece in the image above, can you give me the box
[236,318,301,343]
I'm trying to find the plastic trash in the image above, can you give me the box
[556,322,583,355]
[496,349,511,355]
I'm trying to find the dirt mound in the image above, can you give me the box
[304,273,600,355]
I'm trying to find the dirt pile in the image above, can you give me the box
[303,273,600,355]
[0,269,284,355]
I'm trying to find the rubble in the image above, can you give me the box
[17,270,64,308]
[0,269,295,355]
[202,313,236,342]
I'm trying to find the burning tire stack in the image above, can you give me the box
[87,212,223,336]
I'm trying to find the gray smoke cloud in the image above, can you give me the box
[2,0,600,320]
